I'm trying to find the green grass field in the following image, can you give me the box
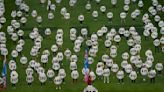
[1,0,164,92]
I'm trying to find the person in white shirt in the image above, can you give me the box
[96,65,103,80]
[105,59,113,69]
[64,13,70,20]
[56,52,64,65]
[107,12,113,23]
[78,14,84,24]
[111,0,117,7]
[124,5,129,13]
[120,12,126,24]
[51,44,58,56]
[116,70,124,84]
[39,73,47,86]
[26,66,34,75]
[45,28,52,36]
[148,69,156,83]
[58,68,66,83]
[26,74,34,86]
[17,29,24,39]
[129,71,137,83]
[41,54,48,67]
[17,11,23,18]
[52,61,60,72]
[131,12,136,22]
[111,63,119,74]
[20,17,27,26]
[54,76,62,90]
[47,68,55,81]
[10,70,18,87]
[36,16,42,26]
[81,28,88,39]
[103,66,110,83]
[70,61,77,71]
[71,69,79,83]
[140,66,148,81]
[153,39,160,53]
[92,11,98,20]
[85,3,91,12]
[9,60,16,71]
[138,0,144,9]
[11,10,17,19]
[11,50,18,61]
[64,48,71,59]
[114,34,121,45]
[100,6,106,14]
[155,63,163,74]
[31,10,37,18]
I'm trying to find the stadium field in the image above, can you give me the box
[0,0,164,92]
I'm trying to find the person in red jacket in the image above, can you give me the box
[87,76,92,85]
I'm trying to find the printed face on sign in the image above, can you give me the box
[110,52,117,58]
[39,73,47,83]
[122,52,129,60]
[11,50,18,58]
[1,47,8,55]
[47,69,55,78]
[111,64,119,73]
[155,63,163,71]
[71,70,79,79]
[41,55,48,63]
[16,44,23,52]
[20,56,28,65]
[125,64,132,73]
[64,49,71,57]
[106,59,113,67]
[88,57,94,64]
[52,62,60,70]
[26,75,34,83]
[85,3,91,10]
[54,76,62,85]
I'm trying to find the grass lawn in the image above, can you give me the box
[1,0,164,92]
